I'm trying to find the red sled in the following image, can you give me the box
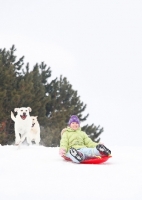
[63,155,112,164]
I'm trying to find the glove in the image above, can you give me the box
[59,148,66,157]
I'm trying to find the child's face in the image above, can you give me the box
[70,122,79,130]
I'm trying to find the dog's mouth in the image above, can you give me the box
[32,123,35,127]
[20,115,27,120]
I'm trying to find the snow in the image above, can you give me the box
[0,145,142,200]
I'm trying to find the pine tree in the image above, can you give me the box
[0,45,24,121]
[82,124,103,143]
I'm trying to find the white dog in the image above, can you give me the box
[11,107,32,145]
[29,116,40,145]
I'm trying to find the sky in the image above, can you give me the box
[0,0,142,146]
[0,145,142,200]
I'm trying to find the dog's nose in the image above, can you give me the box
[23,112,26,116]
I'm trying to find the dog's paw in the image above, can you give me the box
[15,140,21,145]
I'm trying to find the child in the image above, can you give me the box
[59,115,111,163]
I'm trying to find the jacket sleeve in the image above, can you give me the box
[83,132,98,148]
[60,132,68,152]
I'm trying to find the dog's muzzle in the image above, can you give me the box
[20,113,27,120]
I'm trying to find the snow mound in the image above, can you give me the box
[0,145,142,200]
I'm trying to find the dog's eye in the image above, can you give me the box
[21,110,23,112]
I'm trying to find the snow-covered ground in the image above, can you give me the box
[0,145,142,200]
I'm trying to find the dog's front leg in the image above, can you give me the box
[15,132,21,145]
[35,140,40,145]
[35,134,40,145]
[26,136,32,145]
[20,134,27,143]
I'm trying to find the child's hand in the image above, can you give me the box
[59,148,66,157]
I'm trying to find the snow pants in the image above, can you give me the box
[66,147,102,164]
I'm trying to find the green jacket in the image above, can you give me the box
[60,127,98,152]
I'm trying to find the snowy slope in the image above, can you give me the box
[0,145,142,200]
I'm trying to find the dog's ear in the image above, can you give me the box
[14,108,19,112]
[35,116,38,118]
[27,107,32,112]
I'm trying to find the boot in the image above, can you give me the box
[69,147,83,162]
[96,144,111,156]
